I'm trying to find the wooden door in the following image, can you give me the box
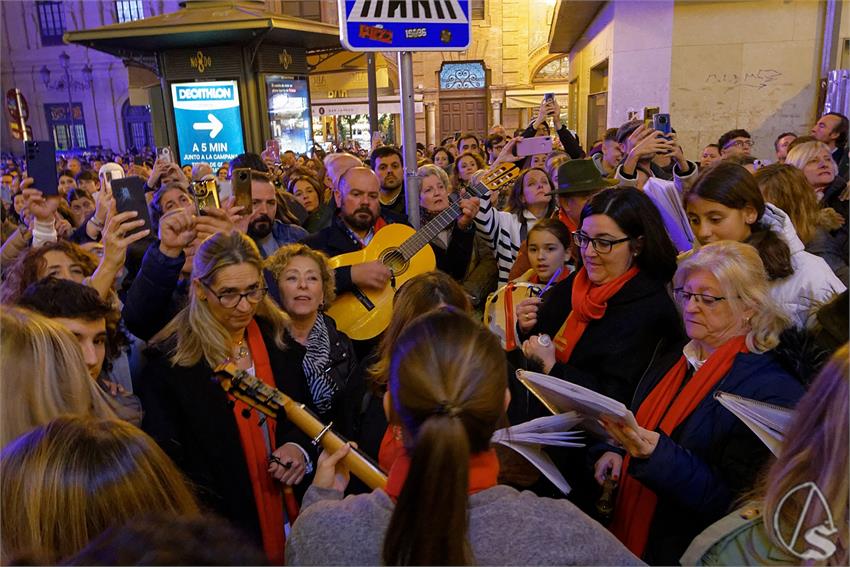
[439,89,487,141]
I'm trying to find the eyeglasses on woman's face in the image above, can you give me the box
[572,231,631,254]
[673,288,727,307]
[203,283,268,309]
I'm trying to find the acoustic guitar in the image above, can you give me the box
[327,163,521,340]
[213,362,388,490]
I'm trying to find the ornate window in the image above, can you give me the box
[36,1,66,47]
[439,62,486,90]
[115,0,144,23]
[44,103,87,150]
[122,102,153,151]
[534,57,570,83]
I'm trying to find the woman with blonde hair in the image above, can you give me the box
[755,163,847,284]
[594,241,805,564]
[265,243,362,439]
[139,231,309,565]
[1,415,199,564]
[683,343,848,565]
[286,309,640,566]
[1,307,116,449]
[784,140,845,209]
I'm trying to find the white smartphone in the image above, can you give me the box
[516,136,553,157]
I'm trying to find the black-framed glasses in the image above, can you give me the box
[572,231,631,254]
[723,139,754,150]
[203,283,268,309]
[673,288,726,307]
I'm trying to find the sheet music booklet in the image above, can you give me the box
[714,391,793,457]
[491,412,584,494]
[515,369,638,438]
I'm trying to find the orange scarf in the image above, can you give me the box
[552,266,639,364]
[610,335,749,557]
[232,320,286,565]
[384,449,500,502]
[558,208,577,234]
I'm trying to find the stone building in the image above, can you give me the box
[1,0,847,162]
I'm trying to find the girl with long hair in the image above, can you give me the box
[684,161,844,327]
[1,415,198,564]
[286,309,640,566]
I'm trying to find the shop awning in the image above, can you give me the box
[548,0,606,54]
[64,0,341,57]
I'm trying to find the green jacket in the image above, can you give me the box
[681,503,799,565]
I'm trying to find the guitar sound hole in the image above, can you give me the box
[381,248,409,276]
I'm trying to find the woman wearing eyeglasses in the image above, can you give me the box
[137,231,313,565]
[520,187,684,406]
[594,241,804,565]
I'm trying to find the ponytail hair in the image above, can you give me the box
[382,309,507,566]
[685,162,793,280]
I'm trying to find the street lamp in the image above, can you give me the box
[59,51,76,149]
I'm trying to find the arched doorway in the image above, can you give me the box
[438,61,488,142]
[122,101,153,151]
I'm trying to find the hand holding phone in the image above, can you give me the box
[157,146,173,166]
[515,136,553,157]
[231,168,253,215]
[24,140,59,197]
[111,177,152,236]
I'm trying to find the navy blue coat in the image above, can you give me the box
[621,347,805,565]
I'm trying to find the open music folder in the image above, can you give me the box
[515,370,639,439]
[491,413,584,495]
[713,391,793,457]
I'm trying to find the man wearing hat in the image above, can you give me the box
[508,160,617,279]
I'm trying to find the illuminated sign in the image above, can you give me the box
[170,80,245,169]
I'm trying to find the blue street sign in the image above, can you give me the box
[339,0,471,51]
[170,80,245,169]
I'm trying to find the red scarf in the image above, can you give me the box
[552,266,639,363]
[558,208,577,234]
[384,449,500,502]
[378,425,405,473]
[610,335,749,557]
[232,320,286,565]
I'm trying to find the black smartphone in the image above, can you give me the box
[111,176,152,236]
[24,140,59,197]
[232,168,253,215]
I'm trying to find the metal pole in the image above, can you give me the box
[398,51,420,228]
[367,53,379,141]
[65,66,74,149]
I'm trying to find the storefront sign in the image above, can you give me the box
[170,80,245,168]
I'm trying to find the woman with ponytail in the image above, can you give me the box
[287,309,640,566]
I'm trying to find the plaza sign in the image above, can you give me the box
[170,80,245,169]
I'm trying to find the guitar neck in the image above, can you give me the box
[398,201,463,260]
[216,369,388,490]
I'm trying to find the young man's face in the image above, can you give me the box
[775,135,797,162]
[55,316,107,380]
[458,137,479,155]
[601,140,624,167]
[720,137,753,158]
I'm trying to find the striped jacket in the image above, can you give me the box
[474,199,542,285]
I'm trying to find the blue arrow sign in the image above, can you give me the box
[339,0,471,51]
[170,80,245,169]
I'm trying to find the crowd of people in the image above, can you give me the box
[0,98,848,566]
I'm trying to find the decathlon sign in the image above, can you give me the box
[170,80,245,169]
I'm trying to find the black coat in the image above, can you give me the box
[431,222,476,282]
[300,212,408,295]
[136,317,319,547]
[623,347,805,565]
[531,269,686,405]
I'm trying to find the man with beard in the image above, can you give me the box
[301,167,407,296]
[370,146,407,217]
[244,171,307,258]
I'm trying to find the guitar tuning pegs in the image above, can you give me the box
[241,408,252,419]
[257,415,267,426]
